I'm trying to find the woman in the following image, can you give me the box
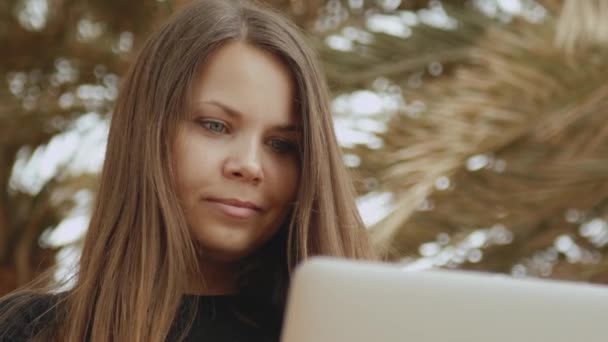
[0,0,377,341]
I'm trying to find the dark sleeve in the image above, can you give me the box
[0,293,57,342]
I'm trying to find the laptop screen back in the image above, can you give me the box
[281,257,608,342]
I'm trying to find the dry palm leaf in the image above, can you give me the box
[339,1,608,282]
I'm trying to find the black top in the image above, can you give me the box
[0,294,282,341]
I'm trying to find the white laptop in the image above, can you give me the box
[281,257,608,342]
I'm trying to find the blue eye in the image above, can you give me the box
[269,139,295,153]
[200,120,227,134]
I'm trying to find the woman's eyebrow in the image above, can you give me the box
[197,100,243,118]
[275,124,300,132]
[198,100,300,132]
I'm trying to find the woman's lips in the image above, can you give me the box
[205,199,260,219]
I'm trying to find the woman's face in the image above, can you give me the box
[174,41,300,263]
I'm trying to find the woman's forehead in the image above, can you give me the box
[191,41,298,127]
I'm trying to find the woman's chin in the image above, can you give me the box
[195,241,256,263]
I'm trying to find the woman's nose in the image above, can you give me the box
[223,142,263,184]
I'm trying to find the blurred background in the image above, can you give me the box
[1,0,608,296]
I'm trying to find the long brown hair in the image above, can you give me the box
[0,0,376,341]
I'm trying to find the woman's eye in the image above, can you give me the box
[269,139,295,153]
[200,120,227,134]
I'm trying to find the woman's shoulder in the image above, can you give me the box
[0,291,62,341]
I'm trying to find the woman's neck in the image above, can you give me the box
[187,257,239,296]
